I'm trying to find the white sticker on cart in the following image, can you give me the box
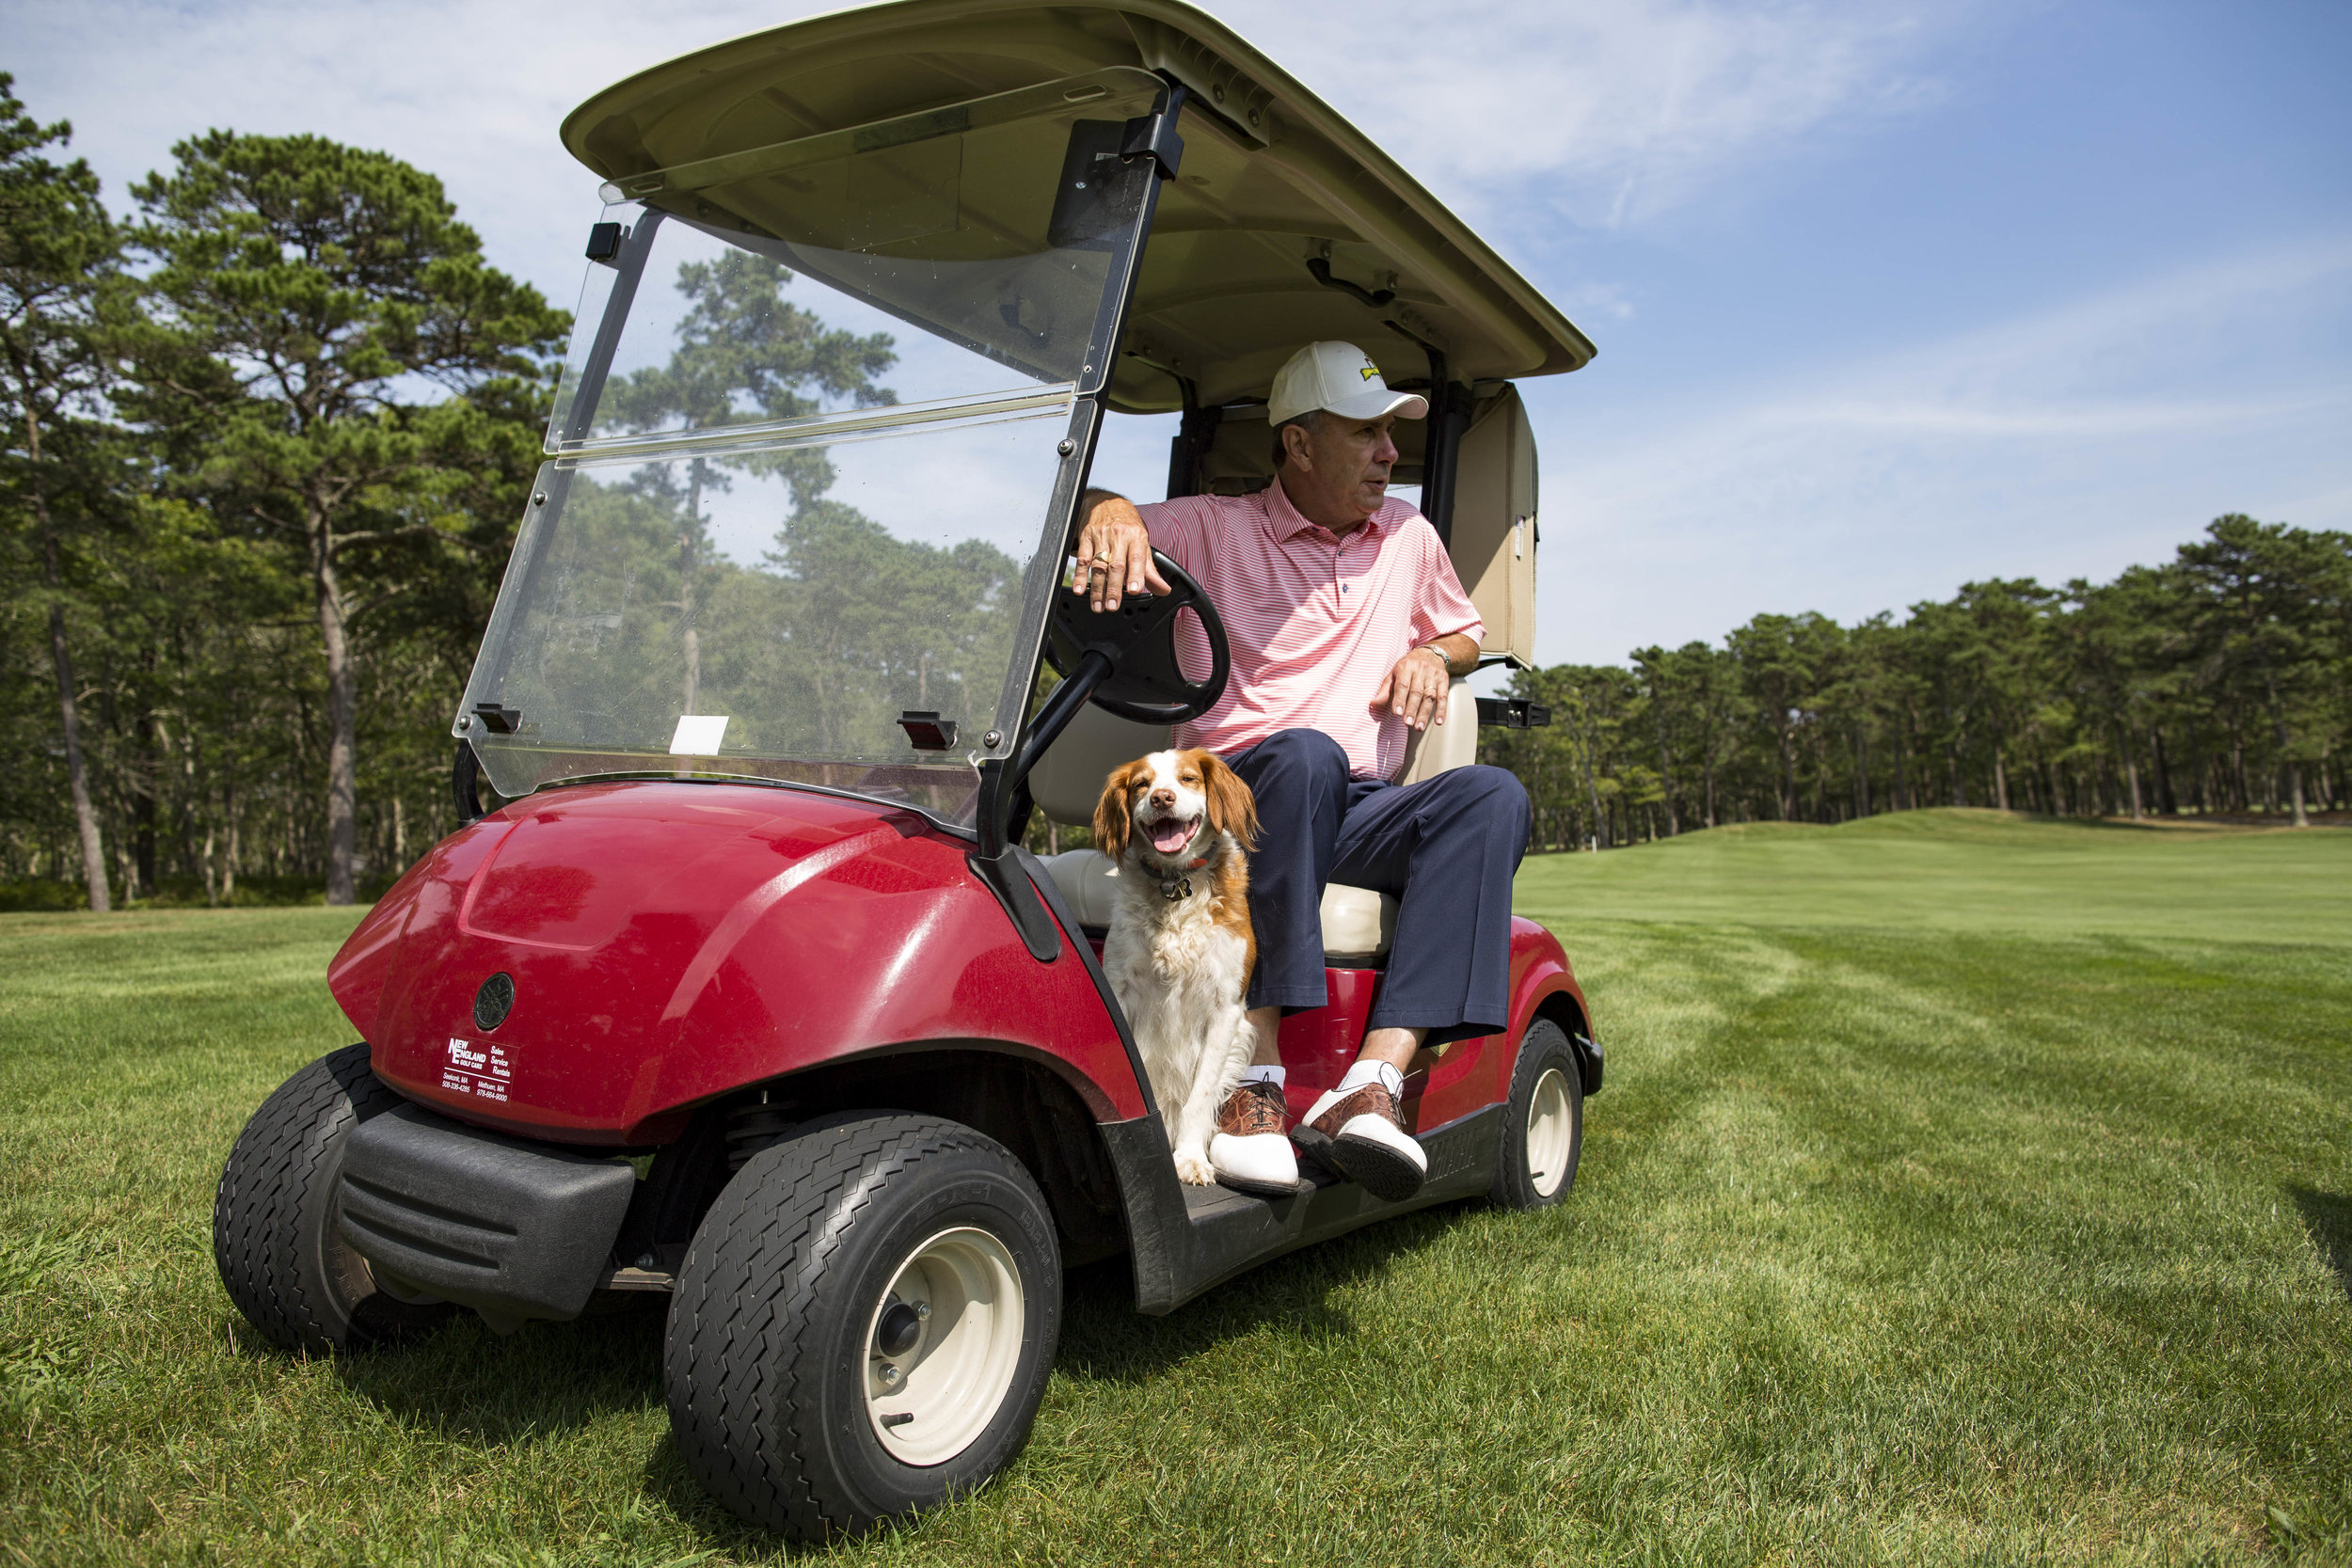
[668,714,729,755]
[442,1036,513,1103]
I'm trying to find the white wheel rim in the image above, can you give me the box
[862,1226,1026,1467]
[1526,1068,1574,1197]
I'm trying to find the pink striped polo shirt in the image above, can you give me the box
[1140,481,1483,781]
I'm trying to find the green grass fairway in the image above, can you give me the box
[3,811,2348,1564]
[1512,807,2352,939]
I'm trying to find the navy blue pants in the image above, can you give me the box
[1225,729,1532,1048]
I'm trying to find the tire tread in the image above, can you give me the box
[1489,1018,1583,1211]
[213,1043,431,1354]
[666,1113,1046,1541]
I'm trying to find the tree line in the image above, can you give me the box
[2,77,565,911]
[7,76,2346,913]
[1482,516,2352,850]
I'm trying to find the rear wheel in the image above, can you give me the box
[664,1113,1061,1542]
[213,1043,454,1354]
[1489,1019,1583,1211]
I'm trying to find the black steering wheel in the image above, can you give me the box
[1045,549,1230,724]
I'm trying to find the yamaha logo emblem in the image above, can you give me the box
[473,972,516,1031]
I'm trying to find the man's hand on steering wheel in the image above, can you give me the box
[1073,489,1172,612]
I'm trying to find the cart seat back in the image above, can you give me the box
[1026,702,1170,828]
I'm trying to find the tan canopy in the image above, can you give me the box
[560,0,1594,416]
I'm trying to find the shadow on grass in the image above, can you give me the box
[641,1430,816,1563]
[288,1196,1472,1557]
[1054,1196,1482,1384]
[640,1428,1038,1562]
[328,1293,668,1442]
[2289,1186,2352,1306]
[631,1198,1485,1560]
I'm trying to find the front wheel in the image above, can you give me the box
[213,1043,454,1354]
[664,1113,1061,1543]
[1489,1019,1584,1211]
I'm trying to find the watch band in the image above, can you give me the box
[1416,644,1452,673]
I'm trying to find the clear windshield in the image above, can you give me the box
[460,71,1166,817]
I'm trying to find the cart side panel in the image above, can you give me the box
[335,782,1145,1145]
[1403,917,1581,1132]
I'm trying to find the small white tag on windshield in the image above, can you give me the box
[669,714,729,755]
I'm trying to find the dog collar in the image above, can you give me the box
[1157,853,1210,902]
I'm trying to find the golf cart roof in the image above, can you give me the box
[559,0,1594,415]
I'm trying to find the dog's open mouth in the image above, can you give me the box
[1147,816,1200,856]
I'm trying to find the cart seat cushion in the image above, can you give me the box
[1314,881,1396,964]
[1040,849,1396,963]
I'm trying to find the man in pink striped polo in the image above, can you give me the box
[1074,341,1533,1202]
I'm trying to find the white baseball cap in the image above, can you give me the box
[1267,341,1429,425]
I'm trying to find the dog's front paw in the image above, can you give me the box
[1172,1146,1216,1185]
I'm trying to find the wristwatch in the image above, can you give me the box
[1416,644,1452,673]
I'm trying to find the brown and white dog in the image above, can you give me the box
[1093,749,1261,1185]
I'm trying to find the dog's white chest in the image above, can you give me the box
[1103,876,1250,1024]
[1146,896,1241,979]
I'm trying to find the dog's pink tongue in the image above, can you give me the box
[1150,819,1196,855]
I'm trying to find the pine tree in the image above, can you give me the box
[129,132,565,901]
[0,76,124,910]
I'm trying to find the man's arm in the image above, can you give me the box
[1373,517,1486,731]
[1072,488,1172,612]
[1373,631,1480,731]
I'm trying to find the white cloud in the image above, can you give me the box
[3,0,841,299]
[14,0,2338,683]
[1216,0,1963,231]
[1778,396,2334,439]
[1602,235,2352,472]
[1534,235,2352,662]
[4,0,1972,308]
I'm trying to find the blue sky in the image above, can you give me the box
[7,0,2347,666]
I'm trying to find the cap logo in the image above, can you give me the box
[1359,363,1379,381]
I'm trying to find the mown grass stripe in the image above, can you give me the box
[0,812,2345,1562]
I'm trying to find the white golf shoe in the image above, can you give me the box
[1208,1080,1307,1198]
[1298,1079,1426,1201]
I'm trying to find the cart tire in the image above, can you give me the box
[1489,1019,1583,1211]
[665,1112,1061,1543]
[213,1043,454,1354]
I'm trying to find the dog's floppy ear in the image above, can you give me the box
[1092,759,1143,859]
[1196,751,1260,850]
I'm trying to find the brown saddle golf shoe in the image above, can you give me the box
[1295,1080,1427,1202]
[1209,1079,1309,1198]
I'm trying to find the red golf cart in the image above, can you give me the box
[211,0,1599,1541]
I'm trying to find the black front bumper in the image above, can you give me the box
[338,1101,636,1331]
[1574,1032,1604,1095]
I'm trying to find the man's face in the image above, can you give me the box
[1284,411,1403,527]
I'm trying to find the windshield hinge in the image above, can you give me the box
[897,711,959,751]
[1120,83,1188,181]
[453,740,486,826]
[585,222,625,265]
[1306,256,1395,309]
